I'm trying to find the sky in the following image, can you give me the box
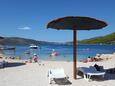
[0,0,115,42]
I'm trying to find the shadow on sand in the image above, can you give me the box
[104,73,115,81]
[78,70,115,81]
[53,78,72,85]
[5,62,25,68]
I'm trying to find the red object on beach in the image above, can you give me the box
[80,59,93,63]
[80,59,88,63]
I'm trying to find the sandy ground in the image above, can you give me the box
[0,58,115,86]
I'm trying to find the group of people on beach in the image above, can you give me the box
[87,56,103,62]
[26,54,45,66]
[27,54,40,63]
[80,56,103,63]
[25,48,59,63]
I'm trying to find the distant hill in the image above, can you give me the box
[66,32,115,45]
[1,32,115,45]
[0,37,58,45]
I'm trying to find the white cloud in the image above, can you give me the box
[18,26,31,30]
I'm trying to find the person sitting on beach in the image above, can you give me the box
[27,57,32,63]
[33,54,44,66]
[33,54,39,63]
[91,57,98,61]
[87,56,93,62]
[94,64,101,71]
[80,56,92,63]
[94,56,103,61]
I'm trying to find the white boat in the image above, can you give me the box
[30,44,38,49]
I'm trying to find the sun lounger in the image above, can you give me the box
[79,66,105,81]
[0,61,5,68]
[47,68,68,84]
[0,60,8,68]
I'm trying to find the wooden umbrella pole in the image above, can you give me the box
[73,30,77,79]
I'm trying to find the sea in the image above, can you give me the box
[2,44,115,61]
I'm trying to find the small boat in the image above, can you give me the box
[0,47,15,50]
[30,44,38,49]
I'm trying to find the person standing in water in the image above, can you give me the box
[50,49,59,57]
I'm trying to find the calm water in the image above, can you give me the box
[3,44,115,61]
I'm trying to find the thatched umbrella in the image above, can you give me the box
[46,16,107,79]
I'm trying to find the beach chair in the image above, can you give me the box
[0,60,8,68]
[47,68,68,84]
[0,61,4,68]
[78,66,105,81]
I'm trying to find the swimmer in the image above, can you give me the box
[50,49,59,57]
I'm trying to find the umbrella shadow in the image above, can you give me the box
[89,73,115,81]
[90,75,106,81]
[77,70,106,81]
[98,68,115,81]
[53,78,72,85]
[78,70,115,81]
[104,73,115,81]
[77,70,84,78]
[5,62,25,68]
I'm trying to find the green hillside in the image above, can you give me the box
[79,32,115,44]
[0,32,115,45]
[66,32,115,45]
[0,37,53,45]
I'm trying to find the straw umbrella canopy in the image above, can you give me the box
[46,16,107,79]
